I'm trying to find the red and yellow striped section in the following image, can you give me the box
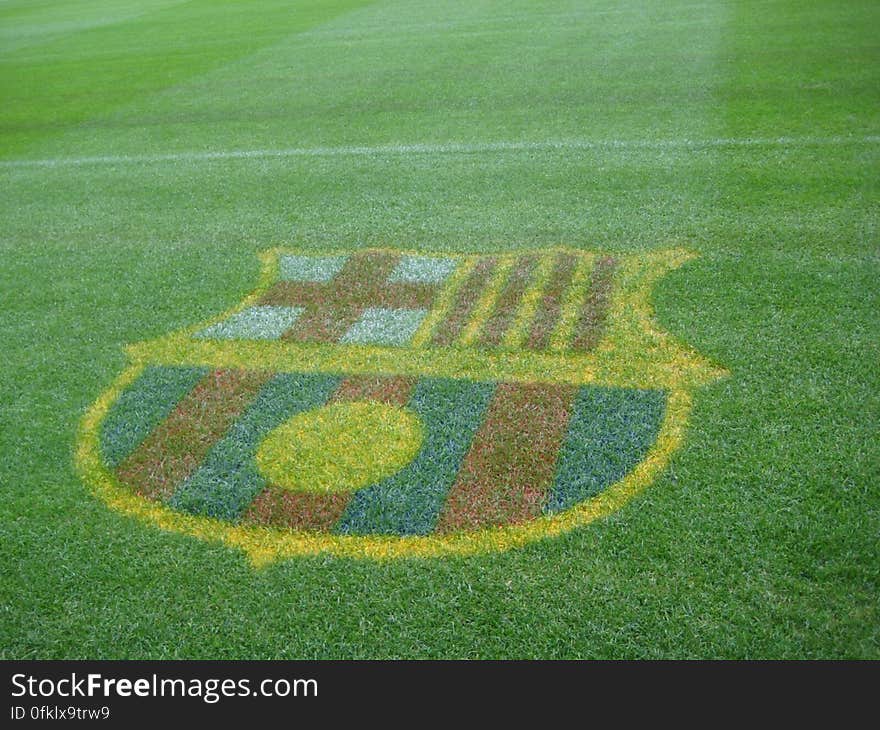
[418,251,617,354]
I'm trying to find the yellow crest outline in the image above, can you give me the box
[75,247,727,565]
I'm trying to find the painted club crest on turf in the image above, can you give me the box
[77,247,726,564]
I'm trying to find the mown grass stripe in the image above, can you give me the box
[437,382,577,532]
[168,372,339,520]
[571,256,618,352]
[336,377,495,536]
[100,365,207,468]
[115,369,271,501]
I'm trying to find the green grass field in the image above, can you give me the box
[1,0,878,658]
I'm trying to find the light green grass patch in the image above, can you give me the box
[340,308,429,346]
[195,305,304,340]
[389,256,459,284]
[279,254,348,282]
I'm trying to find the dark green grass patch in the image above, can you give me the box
[545,387,665,514]
[100,364,206,467]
